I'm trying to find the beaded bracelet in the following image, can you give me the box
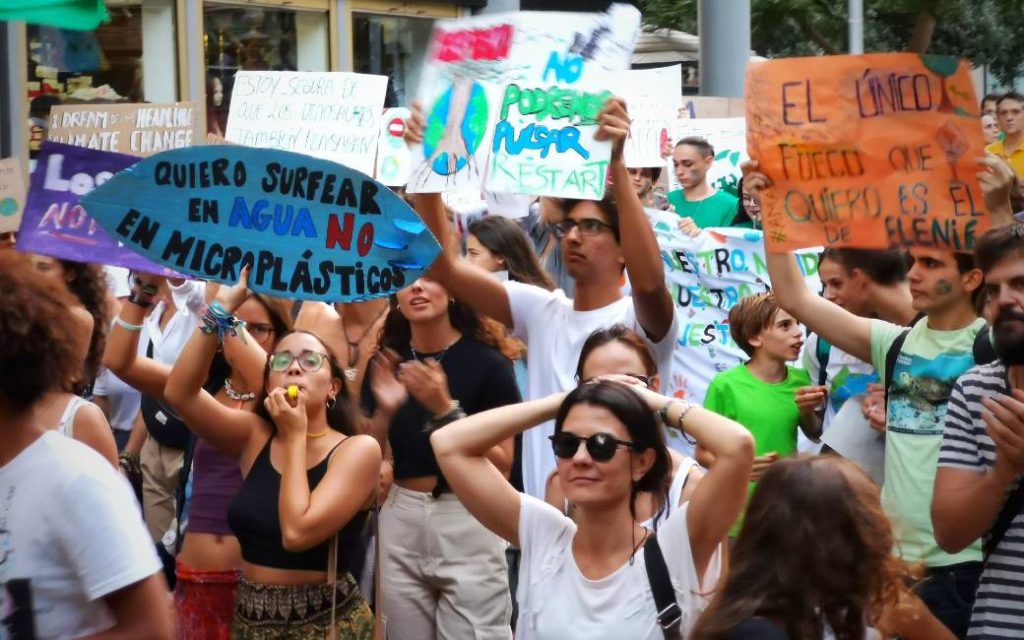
[199,301,246,344]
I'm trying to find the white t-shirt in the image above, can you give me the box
[91,368,140,432]
[516,494,706,640]
[0,432,160,639]
[141,280,205,366]
[800,333,878,453]
[507,282,681,497]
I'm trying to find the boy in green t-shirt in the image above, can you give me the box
[667,136,739,229]
[703,292,824,534]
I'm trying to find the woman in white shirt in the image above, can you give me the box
[430,379,754,639]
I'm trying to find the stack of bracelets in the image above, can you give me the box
[200,301,246,344]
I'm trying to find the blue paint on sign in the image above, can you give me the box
[82,145,441,301]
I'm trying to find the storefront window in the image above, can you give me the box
[25,0,178,158]
[204,3,329,136]
[353,13,435,108]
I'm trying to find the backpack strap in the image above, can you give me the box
[883,330,910,403]
[643,534,682,640]
[815,337,831,387]
[973,324,997,366]
[984,478,1024,560]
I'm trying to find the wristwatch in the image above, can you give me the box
[658,400,695,440]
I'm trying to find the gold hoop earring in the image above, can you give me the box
[326,396,337,409]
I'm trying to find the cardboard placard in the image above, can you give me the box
[408,3,641,199]
[620,65,682,168]
[80,145,441,302]
[225,71,388,176]
[747,53,989,252]
[48,102,197,156]
[17,141,175,275]
[0,158,26,234]
[376,107,414,187]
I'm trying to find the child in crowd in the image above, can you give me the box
[702,292,822,535]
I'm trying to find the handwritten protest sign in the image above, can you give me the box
[747,53,988,252]
[81,146,441,302]
[376,108,414,187]
[0,159,26,234]
[408,3,641,199]
[48,103,197,156]
[17,141,174,274]
[647,209,820,420]
[225,71,388,177]
[620,65,681,167]
[667,117,747,195]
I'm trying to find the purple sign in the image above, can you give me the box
[16,141,177,275]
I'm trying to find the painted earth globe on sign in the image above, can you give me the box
[423,82,489,175]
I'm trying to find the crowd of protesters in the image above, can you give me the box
[1,88,1023,640]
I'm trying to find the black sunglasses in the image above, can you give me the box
[553,218,616,238]
[549,432,640,462]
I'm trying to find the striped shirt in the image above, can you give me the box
[939,361,1024,639]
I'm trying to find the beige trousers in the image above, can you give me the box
[140,434,184,543]
[379,486,512,640]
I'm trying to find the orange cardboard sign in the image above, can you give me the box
[746,53,988,253]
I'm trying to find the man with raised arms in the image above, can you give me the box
[404,97,679,498]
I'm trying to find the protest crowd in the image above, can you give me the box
[4,5,1024,640]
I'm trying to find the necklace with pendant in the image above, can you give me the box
[340,303,389,382]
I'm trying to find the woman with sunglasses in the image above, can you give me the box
[431,380,754,638]
[164,271,380,639]
[364,277,522,640]
[545,325,707,530]
[105,271,292,639]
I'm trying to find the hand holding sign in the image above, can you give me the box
[595,98,630,160]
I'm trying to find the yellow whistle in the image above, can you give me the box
[287,385,299,399]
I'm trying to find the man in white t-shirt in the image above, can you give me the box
[0,254,172,639]
[407,99,679,497]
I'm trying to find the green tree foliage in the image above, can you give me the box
[638,0,1024,84]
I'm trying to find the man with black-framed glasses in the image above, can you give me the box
[405,97,679,499]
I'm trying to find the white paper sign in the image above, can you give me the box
[646,210,821,410]
[821,396,886,485]
[666,117,747,195]
[409,4,641,199]
[620,65,681,168]
[376,107,414,186]
[226,71,389,175]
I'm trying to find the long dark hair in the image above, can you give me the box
[255,329,356,436]
[468,216,556,290]
[553,382,671,525]
[691,457,911,640]
[379,296,522,361]
[61,260,111,384]
[575,324,657,383]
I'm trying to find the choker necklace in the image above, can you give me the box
[224,378,256,402]
[410,337,458,364]
[307,427,331,438]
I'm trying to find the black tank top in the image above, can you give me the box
[227,438,370,573]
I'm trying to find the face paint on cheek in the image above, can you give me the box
[936,279,954,296]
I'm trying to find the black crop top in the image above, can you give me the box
[226,438,370,574]
[360,336,521,480]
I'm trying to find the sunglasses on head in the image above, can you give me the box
[269,350,330,373]
[549,431,640,462]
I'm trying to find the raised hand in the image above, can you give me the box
[405,100,426,146]
[795,385,827,414]
[214,264,251,313]
[595,97,630,160]
[369,350,408,418]
[398,359,454,417]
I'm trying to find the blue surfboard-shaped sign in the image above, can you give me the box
[81,145,441,302]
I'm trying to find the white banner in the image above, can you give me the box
[647,210,822,410]
[225,71,388,175]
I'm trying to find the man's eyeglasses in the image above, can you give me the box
[553,218,616,238]
[549,431,640,462]
[269,350,330,373]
